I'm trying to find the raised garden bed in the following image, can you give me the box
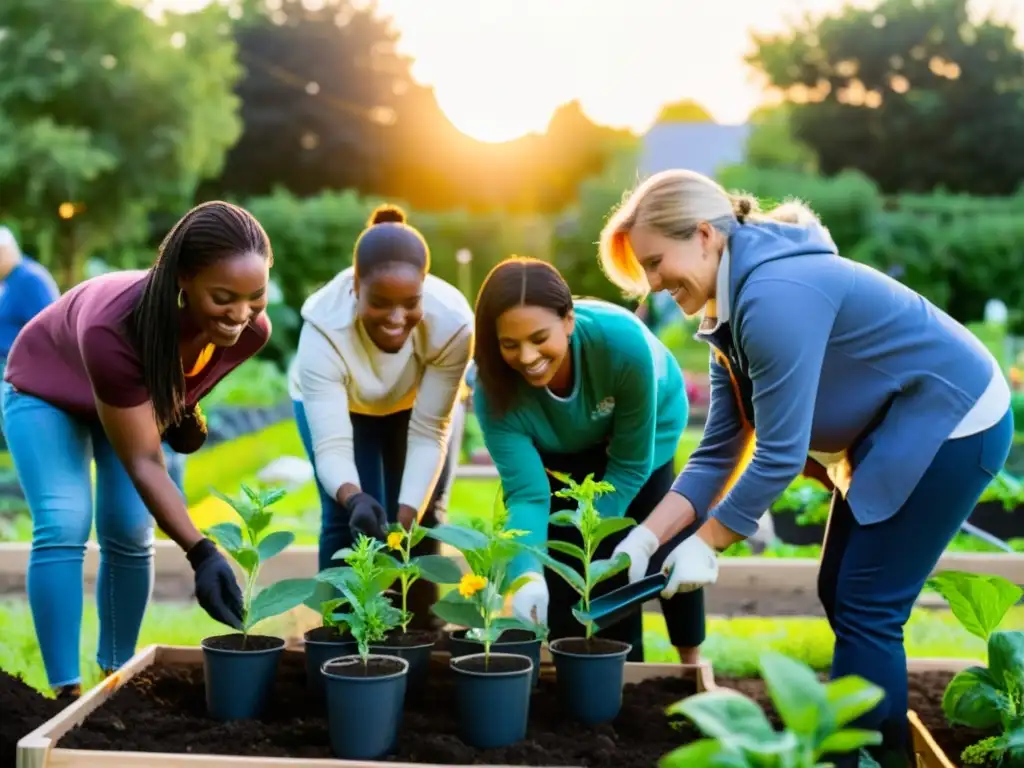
[715,657,974,768]
[17,644,717,767]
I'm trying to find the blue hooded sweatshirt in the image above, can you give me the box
[671,219,998,537]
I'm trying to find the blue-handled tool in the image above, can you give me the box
[572,572,668,631]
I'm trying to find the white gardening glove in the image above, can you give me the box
[510,571,549,625]
[660,534,719,598]
[611,525,660,583]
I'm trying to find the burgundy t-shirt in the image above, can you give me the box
[4,270,271,420]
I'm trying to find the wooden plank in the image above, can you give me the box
[23,644,717,768]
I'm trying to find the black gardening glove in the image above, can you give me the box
[187,538,244,630]
[346,492,388,542]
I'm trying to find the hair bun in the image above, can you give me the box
[369,204,407,226]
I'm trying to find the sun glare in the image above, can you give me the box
[435,95,553,144]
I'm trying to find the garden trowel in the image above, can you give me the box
[572,572,669,631]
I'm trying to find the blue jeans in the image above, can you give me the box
[2,381,155,688]
[819,406,1014,765]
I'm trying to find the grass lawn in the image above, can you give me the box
[0,597,999,696]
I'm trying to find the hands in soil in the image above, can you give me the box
[927,570,1024,766]
[425,494,547,662]
[661,651,885,767]
[530,472,634,638]
[384,521,463,634]
[205,484,317,636]
[316,535,404,662]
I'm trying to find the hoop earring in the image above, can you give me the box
[177,289,185,309]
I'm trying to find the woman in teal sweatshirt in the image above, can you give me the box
[472,256,704,663]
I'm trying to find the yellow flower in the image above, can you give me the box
[387,531,404,550]
[458,573,488,598]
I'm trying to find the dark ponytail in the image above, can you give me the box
[131,201,272,432]
[473,256,573,417]
[353,203,430,280]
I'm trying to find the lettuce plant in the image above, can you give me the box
[384,520,463,633]
[530,472,634,639]
[206,484,317,643]
[661,651,884,767]
[426,498,545,666]
[926,570,1024,765]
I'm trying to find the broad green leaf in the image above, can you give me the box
[246,578,316,630]
[248,509,273,537]
[258,487,287,508]
[658,737,748,768]
[414,554,464,584]
[546,469,573,485]
[210,489,255,528]
[232,546,259,575]
[371,568,400,594]
[424,523,490,553]
[530,549,586,595]
[824,675,887,728]
[256,530,294,562]
[942,666,1008,729]
[589,553,630,587]
[546,540,586,561]
[241,484,261,506]
[376,552,402,571]
[505,573,536,597]
[815,728,882,756]
[989,631,1024,690]
[430,593,486,629]
[549,510,579,527]
[491,616,542,640]
[316,566,357,591]
[759,651,829,738]
[303,579,341,612]
[668,690,776,744]
[591,516,637,548]
[205,522,243,553]
[926,571,1023,641]
[410,525,428,547]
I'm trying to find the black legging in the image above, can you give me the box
[538,444,706,662]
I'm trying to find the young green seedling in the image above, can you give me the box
[661,651,885,767]
[530,471,634,639]
[317,534,404,664]
[426,494,546,666]
[925,570,1024,766]
[206,484,317,644]
[384,520,463,634]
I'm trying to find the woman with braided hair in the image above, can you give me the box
[3,201,273,697]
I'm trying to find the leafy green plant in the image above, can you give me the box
[316,535,404,663]
[206,484,317,641]
[925,570,1024,765]
[426,495,545,665]
[384,521,463,634]
[529,471,634,639]
[771,475,832,526]
[661,651,884,767]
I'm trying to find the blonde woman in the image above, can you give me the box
[603,169,1011,767]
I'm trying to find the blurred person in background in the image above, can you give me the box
[2,202,274,697]
[288,204,473,629]
[604,169,1012,768]
[0,226,60,435]
[472,256,706,664]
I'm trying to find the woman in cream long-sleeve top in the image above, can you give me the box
[289,205,473,628]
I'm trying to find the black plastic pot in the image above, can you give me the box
[448,628,542,688]
[303,626,357,698]
[967,501,1024,543]
[201,633,285,720]
[368,629,436,695]
[323,654,409,760]
[450,652,533,749]
[549,637,631,725]
[770,511,825,546]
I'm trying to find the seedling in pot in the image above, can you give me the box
[530,471,634,642]
[384,519,464,635]
[205,484,317,646]
[426,503,546,667]
[925,570,1024,766]
[661,651,885,767]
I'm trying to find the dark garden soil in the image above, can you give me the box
[0,671,63,768]
[324,657,405,677]
[453,655,530,674]
[58,654,701,765]
[304,626,352,643]
[716,669,996,767]
[203,633,284,652]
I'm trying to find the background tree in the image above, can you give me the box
[0,0,242,285]
[748,0,1024,194]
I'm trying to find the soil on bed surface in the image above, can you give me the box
[1,671,63,768]
[58,655,701,766]
[716,669,996,766]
